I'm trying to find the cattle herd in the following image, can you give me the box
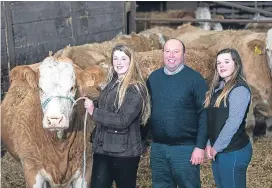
[1,16,272,188]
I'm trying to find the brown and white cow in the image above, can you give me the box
[266,28,272,75]
[1,56,106,188]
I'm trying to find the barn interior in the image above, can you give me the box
[1,1,272,188]
[135,1,272,30]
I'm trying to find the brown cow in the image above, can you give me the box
[136,10,195,31]
[53,32,165,70]
[139,24,218,44]
[53,25,272,140]
[1,56,106,188]
[174,25,272,139]
[136,8,223,32]
[245,14,272,33]
[54,46,215,82]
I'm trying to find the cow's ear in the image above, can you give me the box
[76,68,95,97]
[10,66,38,89]
[81,69,95,87]
[247,39,265,55]
[23,67,38,89]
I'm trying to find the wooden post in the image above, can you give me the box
[123,2,127,34]
[70,2,78,46]
[128,1,136,34]
[4,1,16,70]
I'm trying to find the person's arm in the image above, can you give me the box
[206,140,211,146]
[205,139,213,160]
[140,78,152,141]
[213,86,251,153]
[92,86,143,130]
[194,77,208,150]
[190,76,208,165]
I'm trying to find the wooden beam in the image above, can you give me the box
[128,1,136,34]
[4,1,15,70]
[70,2,78,46]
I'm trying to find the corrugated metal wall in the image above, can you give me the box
[1,1,126,98]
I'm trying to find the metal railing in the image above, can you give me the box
[135,17,272,24]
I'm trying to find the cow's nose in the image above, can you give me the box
[47,115,64,127]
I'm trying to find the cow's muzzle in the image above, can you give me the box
[43,114,69,130]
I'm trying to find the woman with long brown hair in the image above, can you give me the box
[204,48,252,188]
[84,44,150,188]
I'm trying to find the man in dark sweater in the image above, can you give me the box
[147,39,208,188]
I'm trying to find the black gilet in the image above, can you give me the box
[207,78,250,153]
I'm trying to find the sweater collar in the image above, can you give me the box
[164,64,184,75]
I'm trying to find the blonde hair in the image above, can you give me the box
[204,48,247,108]
[107,44,151,125]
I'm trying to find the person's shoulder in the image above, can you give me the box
[230,85,251,96]
[183,65,205,80]
[149,67,164,78]
[236,78,250,88]
[128,83,145,94]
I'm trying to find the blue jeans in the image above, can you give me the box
[212,143,252,188]
[150,142,200,188]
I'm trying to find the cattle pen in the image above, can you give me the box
[2,1,272,98]
[1,1,272,188]
[135,1,272,31]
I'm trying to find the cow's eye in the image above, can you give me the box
[70,86,75,93]
[39,88,44,95]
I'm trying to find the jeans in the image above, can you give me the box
[150,142,201,188]
[212,143,253,188]
[90,153,140,188]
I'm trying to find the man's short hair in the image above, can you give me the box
[163,38,186,54]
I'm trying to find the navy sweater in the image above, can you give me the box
[147,66,208,149]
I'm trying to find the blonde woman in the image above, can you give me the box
[84,44,150,188]
[204,48,252,188]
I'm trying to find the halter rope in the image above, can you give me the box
[42,95,89,188]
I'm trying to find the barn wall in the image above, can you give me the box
[1,1,126,98]
[1,1,9,97]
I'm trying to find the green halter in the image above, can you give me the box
[41,96,76,110]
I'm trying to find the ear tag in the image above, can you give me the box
[254,46,262,55]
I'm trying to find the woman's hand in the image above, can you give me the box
[205,145,213,160]
[210,147,218,161]
[84,98,94,115]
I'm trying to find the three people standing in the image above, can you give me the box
[84,40,252,188]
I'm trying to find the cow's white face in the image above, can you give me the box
[266,29,272,74]
[39,57,76,131]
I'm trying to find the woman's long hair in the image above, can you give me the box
[204,48,247,108]
[107,44,151,125]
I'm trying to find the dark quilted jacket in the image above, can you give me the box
[91,77,145,157]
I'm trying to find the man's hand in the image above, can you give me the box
[84,98,94,115]
[190,147,205,165]
[205,145,212,160]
